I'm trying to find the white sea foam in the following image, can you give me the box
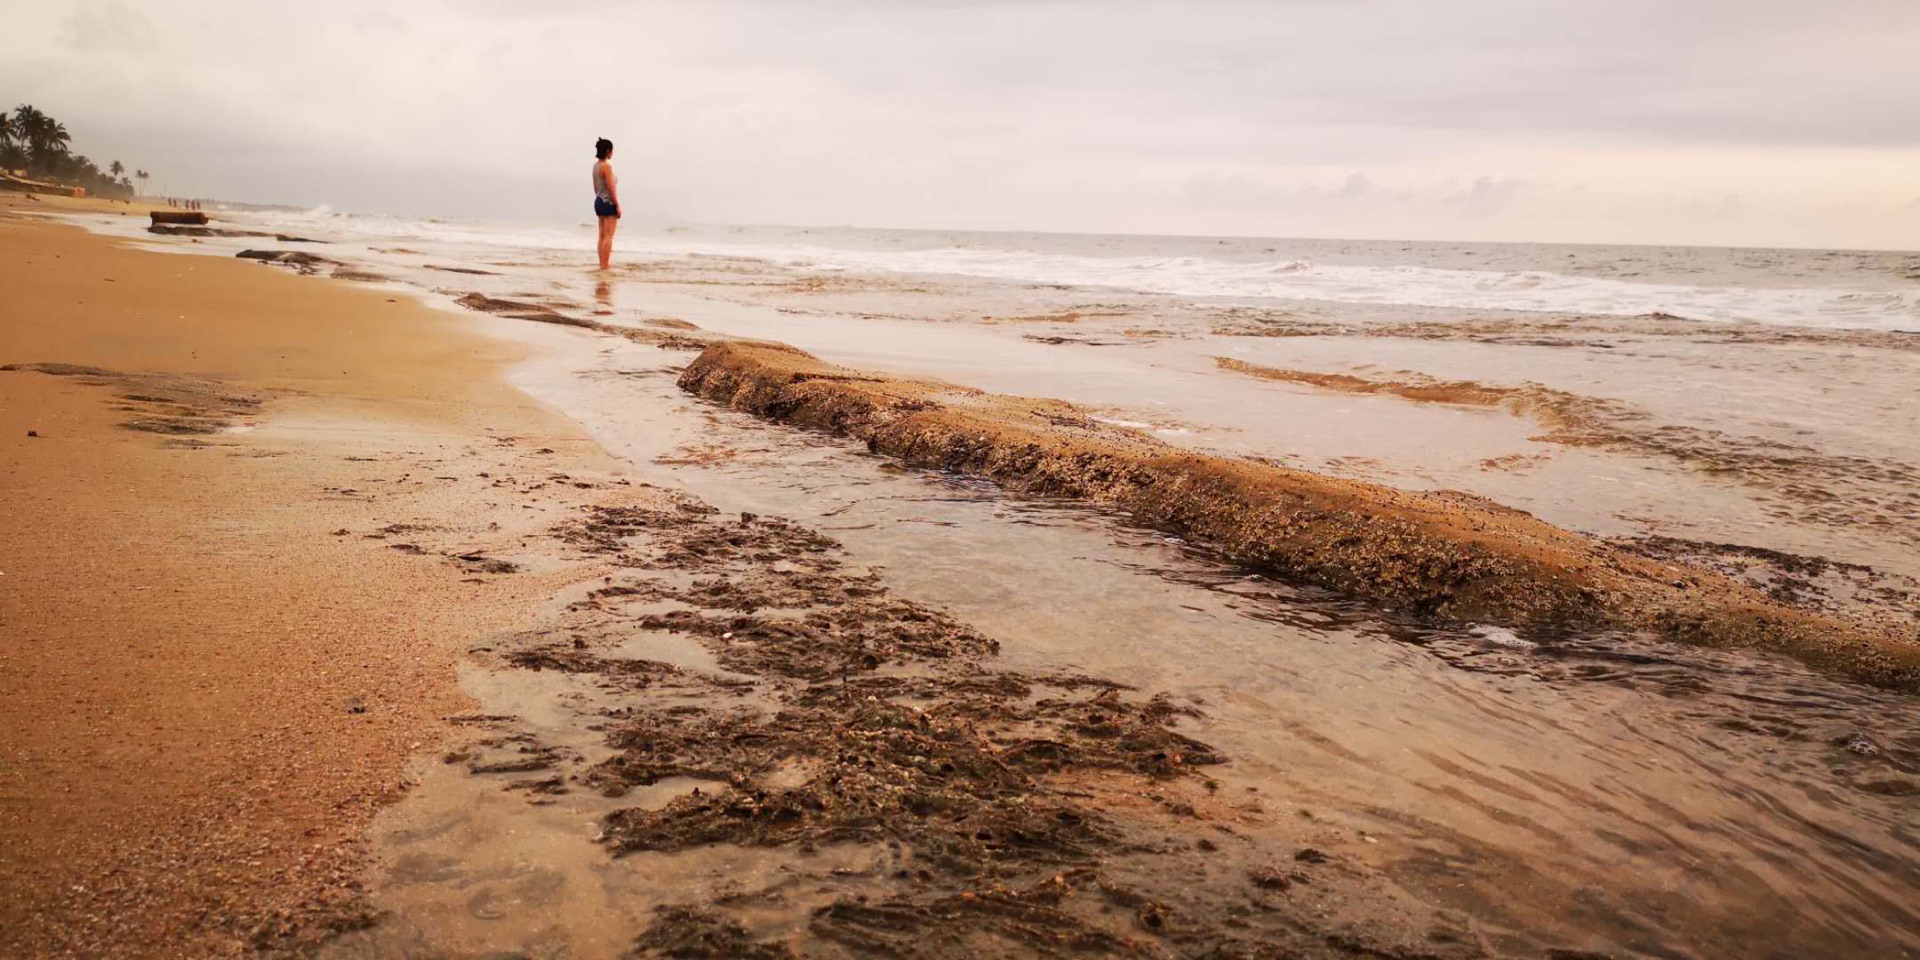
[241,207,591,253]
[1472,626,1537,650]
[230,209,1920,332]
[649,243,1920,332]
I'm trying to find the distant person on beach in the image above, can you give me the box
[592,137,620,270]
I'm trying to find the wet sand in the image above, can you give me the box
[0,205,1486,957]
[0,201,636,955]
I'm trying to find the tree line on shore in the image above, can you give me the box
[0,104,147,199]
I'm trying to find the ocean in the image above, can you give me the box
[217,208,1920,330]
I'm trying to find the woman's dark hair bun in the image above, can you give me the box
[595,138,614,159]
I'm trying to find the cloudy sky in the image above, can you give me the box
[7,0,1919,247]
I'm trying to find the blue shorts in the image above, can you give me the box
[594,197,619,219]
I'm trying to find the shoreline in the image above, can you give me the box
[0,201,639,955]
[8,200,1919,957]
[0,205,1481,957]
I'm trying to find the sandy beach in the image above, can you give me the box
[0,199,639,955]
[5,199,1919,960]
[3,206,1489,958]
[13,6,1920,956]
[0,208,1448,957]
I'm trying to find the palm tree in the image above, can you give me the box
[136,169,149,194]
[0,109,20,173]
[11,107,69,175]
[12,105,48,173]
[12,106,41,141]
[44,120,70,160]
[11,105,36,171]
[109,159,123,178]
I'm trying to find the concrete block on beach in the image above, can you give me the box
[150,210,209,226]
[149,224,275,238]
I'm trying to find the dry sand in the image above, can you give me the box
[0,199,624,956]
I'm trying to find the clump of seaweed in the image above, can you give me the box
[675,341,1920,692]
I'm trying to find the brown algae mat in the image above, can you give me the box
[679,341,1920,692]
[464,496,1478,958]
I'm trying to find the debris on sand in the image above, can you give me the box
[148,224,276,238]
[515,498,1470,958]
[453,291,712,349]
[454,292,597,327]
[235,249,338,274]
[1,362,263,436]
[1609,535,1920,637]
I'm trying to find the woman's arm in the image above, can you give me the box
[606,164,620,215]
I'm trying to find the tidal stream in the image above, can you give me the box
[497,338,1920,958]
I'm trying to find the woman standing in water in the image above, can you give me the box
[592,138,620,270]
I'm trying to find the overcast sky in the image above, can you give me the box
[7,0,1920,248]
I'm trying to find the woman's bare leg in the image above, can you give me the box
[597,218,614,270]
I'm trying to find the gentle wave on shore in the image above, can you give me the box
[251,208,1920,331]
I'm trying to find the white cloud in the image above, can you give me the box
[4,0,1919,247]
[1458,176,1528,219]
[58,0,157,54]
